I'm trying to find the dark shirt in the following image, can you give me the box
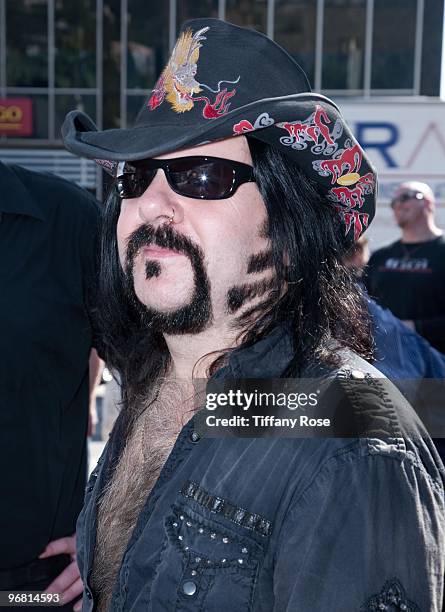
[77,325,445,611]
[0,163,100,569]
[365,236,445,353]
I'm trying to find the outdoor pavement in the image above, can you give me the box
[87,385,109,475]
[88,440,106,476]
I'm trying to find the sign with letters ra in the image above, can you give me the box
[342,101,445,205]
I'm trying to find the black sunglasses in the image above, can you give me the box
[390,191,424,208]
[115,155,255,200]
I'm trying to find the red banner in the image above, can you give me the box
[0,98,33,136]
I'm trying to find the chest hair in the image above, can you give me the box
[90,380,196,611]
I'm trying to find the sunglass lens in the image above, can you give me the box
[391,192,412,208]
[116,168,156,199]
[168,159,234,199]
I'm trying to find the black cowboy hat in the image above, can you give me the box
[62,18,376,241]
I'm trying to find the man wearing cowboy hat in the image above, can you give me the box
[62,19,444,611]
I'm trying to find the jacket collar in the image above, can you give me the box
[212,323,295,381]
[0,163,45,220]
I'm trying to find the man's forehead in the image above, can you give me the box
[154,135,252,164]
[395,181,433,199]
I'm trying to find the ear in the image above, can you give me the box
[424,197,434,214]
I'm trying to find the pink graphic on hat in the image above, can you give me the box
[342,210,370,241]
[315,143,363,184]
[233,113,275,135]
[278,105,342,154]
[329,172,375,209]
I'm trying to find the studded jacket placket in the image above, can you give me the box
[77,326,445,611]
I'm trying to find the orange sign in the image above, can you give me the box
[0,98,33,136]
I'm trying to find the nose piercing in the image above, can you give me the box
[168,208,175,224]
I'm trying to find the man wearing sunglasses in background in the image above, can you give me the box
[62,19,444,611]
[365,181,445,355]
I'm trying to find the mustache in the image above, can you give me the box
[122,223,213,334]
[125,223,204,269]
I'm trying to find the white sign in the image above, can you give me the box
[340,100,445,247]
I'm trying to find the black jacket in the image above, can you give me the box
[78,325,445,611]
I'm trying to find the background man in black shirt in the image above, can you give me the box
[365,181,445,354]
[0,162,101,610]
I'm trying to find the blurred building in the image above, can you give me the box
[0,0,444,240]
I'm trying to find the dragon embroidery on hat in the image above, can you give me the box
[328,171,375,208]
[314,141,362,184]
[233,113,275,135]
[278,106,343,155]
[276,106,374,240]
[148,27,240,120]
[314,139,375,240]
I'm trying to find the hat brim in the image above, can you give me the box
[62,92,376,242]
[62,93,340,164]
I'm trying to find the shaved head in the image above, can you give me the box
[396,182,435,205]
[391,181,442,240]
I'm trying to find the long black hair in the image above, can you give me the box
[234,136,373,373]
[94,136,373,427]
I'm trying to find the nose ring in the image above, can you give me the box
[167,208,175,224]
